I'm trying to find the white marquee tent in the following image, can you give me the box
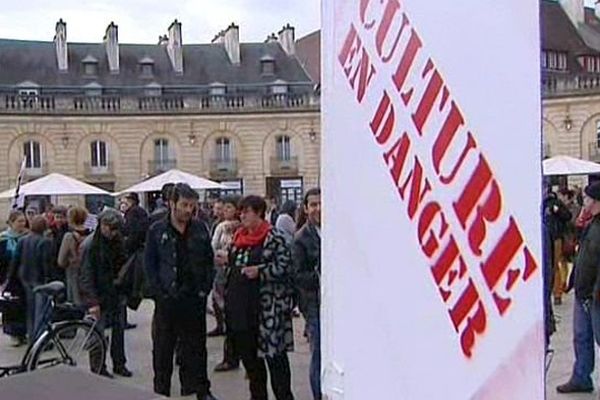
[116,169,225,194]
[0,173,112,199]
[543,155,600,176]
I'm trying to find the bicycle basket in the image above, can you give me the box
[52,302,85,322]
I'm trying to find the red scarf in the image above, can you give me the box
[233,221,271,249]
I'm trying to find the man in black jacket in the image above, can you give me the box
[80,208,132,378]
[293,188,321,400]
[557,182,600,394]
[121,192,149,313]
[145,183,217,400]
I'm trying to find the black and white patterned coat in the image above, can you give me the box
[254,229,295,357]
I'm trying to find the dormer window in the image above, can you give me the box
[145,82,162,97]
[271,79,288,95]
[578,55,600,73]
[139,56,155,77]
[84,82,102,97]
[82,55,99,76]
[542,50,567,71]
[209,82,226,96]
[261,55,275,76]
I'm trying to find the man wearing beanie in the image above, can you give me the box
[557,181,600,394]
[80,208,133,378]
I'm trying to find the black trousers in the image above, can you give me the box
[152,296,210,397]
[231,330,294,400]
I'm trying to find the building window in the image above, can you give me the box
[276,135,291,161]
[596,120,600,148]
[90,140,108,167]
[154,138,170,164]
[23,140,41,169]
[542,50,568,71]
[216,137,231,161]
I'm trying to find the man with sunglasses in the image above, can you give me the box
[145,183,217,400]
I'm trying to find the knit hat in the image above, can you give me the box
[97,208,124,227]
[584,182,600,201]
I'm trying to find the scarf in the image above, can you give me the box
[233,220,271,249]
[0,228,26,257]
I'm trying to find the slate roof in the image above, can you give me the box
[296,30,320,83]
[0,39,312,90]
[541,0,600,74]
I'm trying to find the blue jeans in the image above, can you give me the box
[24,286,50,342]
[306,316,321,400]
[571,297,600,387]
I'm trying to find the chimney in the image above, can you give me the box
[158,34,169,46]
[596,0,600,20]
[560,0,584,27]
[211,30,224,44]
[167,20,183,74]
[54,19,68,72]
[223,23,240,64]
[104,22,119,73]
[265,33,278,44]
[278,24,295,56]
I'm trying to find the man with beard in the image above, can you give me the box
[145,183,217,400]
[293,188,322,400]
[80,209,132,378]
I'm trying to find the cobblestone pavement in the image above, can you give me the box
[0,300,312,400]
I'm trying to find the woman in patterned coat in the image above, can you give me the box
[216,195,295,400]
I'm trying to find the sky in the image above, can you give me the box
[0,0,320,44]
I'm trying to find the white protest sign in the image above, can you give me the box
[322,1,543,398]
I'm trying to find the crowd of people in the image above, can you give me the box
[0,183,323,400]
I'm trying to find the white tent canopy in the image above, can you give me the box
[543,155,600,176]
[0,173,112,199]
[117,169,225,194]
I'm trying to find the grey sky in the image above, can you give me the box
[0,0,320,44]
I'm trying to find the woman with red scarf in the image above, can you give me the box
[216,195,295,400]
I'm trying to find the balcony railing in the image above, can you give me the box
[200,95,245,110]
[5,95,56,110]
[543,73,600,97]
[73,96,121,112]
[148,159,177,175]
[0,85,319,114]
[270,156,298,176]
[84,161,114,178]
[138,96,184,111]
[209,158,238,179]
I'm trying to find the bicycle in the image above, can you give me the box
[0,281,107,377]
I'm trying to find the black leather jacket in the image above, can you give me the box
[293,222,321,319]
[144,217,214,300]
[574,214,600,301]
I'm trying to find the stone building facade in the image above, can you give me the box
[0,19,320,213]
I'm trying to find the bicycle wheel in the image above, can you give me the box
[28,319,106,374]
